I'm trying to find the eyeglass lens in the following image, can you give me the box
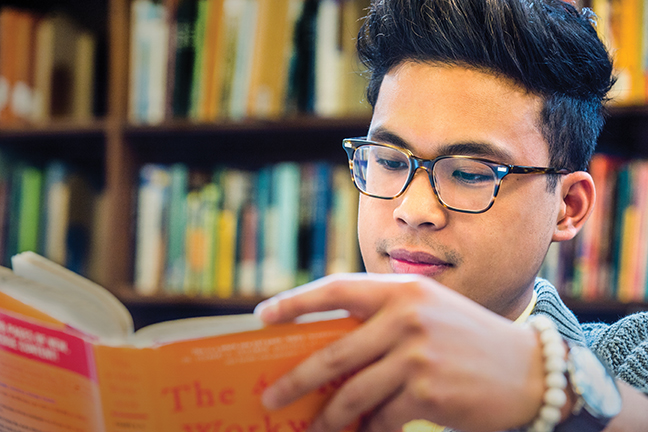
[352,145,498,212]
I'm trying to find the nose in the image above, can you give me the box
[392,169,449,230]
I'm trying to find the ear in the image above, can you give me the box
[552,171,596,242]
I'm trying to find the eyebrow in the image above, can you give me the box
[368,127,515,164]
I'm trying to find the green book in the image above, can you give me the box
[17,166,43,254]
[200,182,221,294]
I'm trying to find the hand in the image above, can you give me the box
[256,273,546,432]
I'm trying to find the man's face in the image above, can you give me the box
[358,62,563,319]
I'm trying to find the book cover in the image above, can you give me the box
[216,170,250,298]
[314,0,342,117]
[170,0,198,118]
[236,181,259,296]
[10,9,36,122]
[217,0,246,118]
[199,182,221,295]
[32,15,55,122]
[135,165,171,295]
[310,163,331,280]
[17,166,43,256]
[198,0,226,121]
[188,0,210,120]
[327,166,360,275]
[0,8,20,123]
[165,164,189,293]
[0,150,14,267]
[41,161,71,266]
[184,171,212,294]
[50,13,84,119]
[262,163,300,296]
[255,167,272,291]
[0,252,360,432]
[246,0,298,118]
[72,30,97,121]
[612,164,628,300]
[130,0,168,124]
[227,0,259,119]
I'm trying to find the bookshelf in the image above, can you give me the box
[0,0,646,327]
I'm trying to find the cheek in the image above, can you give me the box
[470,192,556,271]
[357,196,390,271]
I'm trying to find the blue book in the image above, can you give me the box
[310,162,331,280]
[273,162,301,291]
[164,164,189,293]
[255,166,272,293]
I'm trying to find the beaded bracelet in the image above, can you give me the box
[526,315,568,432]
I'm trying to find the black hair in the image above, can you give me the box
[357,0,615,178]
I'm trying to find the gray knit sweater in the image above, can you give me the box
[532,278,648,394]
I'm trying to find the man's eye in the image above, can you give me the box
[376,157,408,170]
[451,170,493,184]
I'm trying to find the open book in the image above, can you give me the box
[0,252,359,432]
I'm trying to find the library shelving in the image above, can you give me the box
[0,0,647,327]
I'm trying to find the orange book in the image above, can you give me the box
[246,0,293,118]
[0,8,19,123]
[198,0,226,121]
[0,252,360,432]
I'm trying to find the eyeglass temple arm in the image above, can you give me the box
[508,166,572,175]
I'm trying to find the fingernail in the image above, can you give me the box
[261,386,280,410]
[255,299,279,323]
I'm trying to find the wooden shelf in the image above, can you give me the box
[113,288,266,330]
[0,119,107,138]
[114,287,265,309]
[124,116,371,167]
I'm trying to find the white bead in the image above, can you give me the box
[539,405,562,424]
[546,371,567,389]
[543,341,566,358]
[533,315,553,331]
[544,387,567,408]
[545,357,567,373]
[531,418,553,432]
[540,329,563,345]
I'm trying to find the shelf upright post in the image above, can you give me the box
[105,0,135,292]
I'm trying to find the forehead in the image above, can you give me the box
[369,62,549,164]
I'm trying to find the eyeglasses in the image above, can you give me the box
[342,138,572,214]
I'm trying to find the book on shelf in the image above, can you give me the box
[135,165,171,295]
[134,162,361,297]
[129,0,169,124]
[0,251,359,432]
[539,153,648,303]
[0,7,98,124]
[591,0,647,105]
[0,7,36,124]
[129,0,370,124]
[0,149,103,283]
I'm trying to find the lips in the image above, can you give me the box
[388,249,452,277]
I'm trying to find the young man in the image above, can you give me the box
[257,0,648,430]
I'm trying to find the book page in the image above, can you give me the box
[0,309,104,432]
[129,314,263,347]
[9,252,133,342]
[128,310,350,347]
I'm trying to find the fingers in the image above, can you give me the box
[256,273,418,324]
[309,349,409,432]
[262,304,402,410]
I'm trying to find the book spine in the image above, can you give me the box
[17,166,43,255]
[135,165,170,295]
